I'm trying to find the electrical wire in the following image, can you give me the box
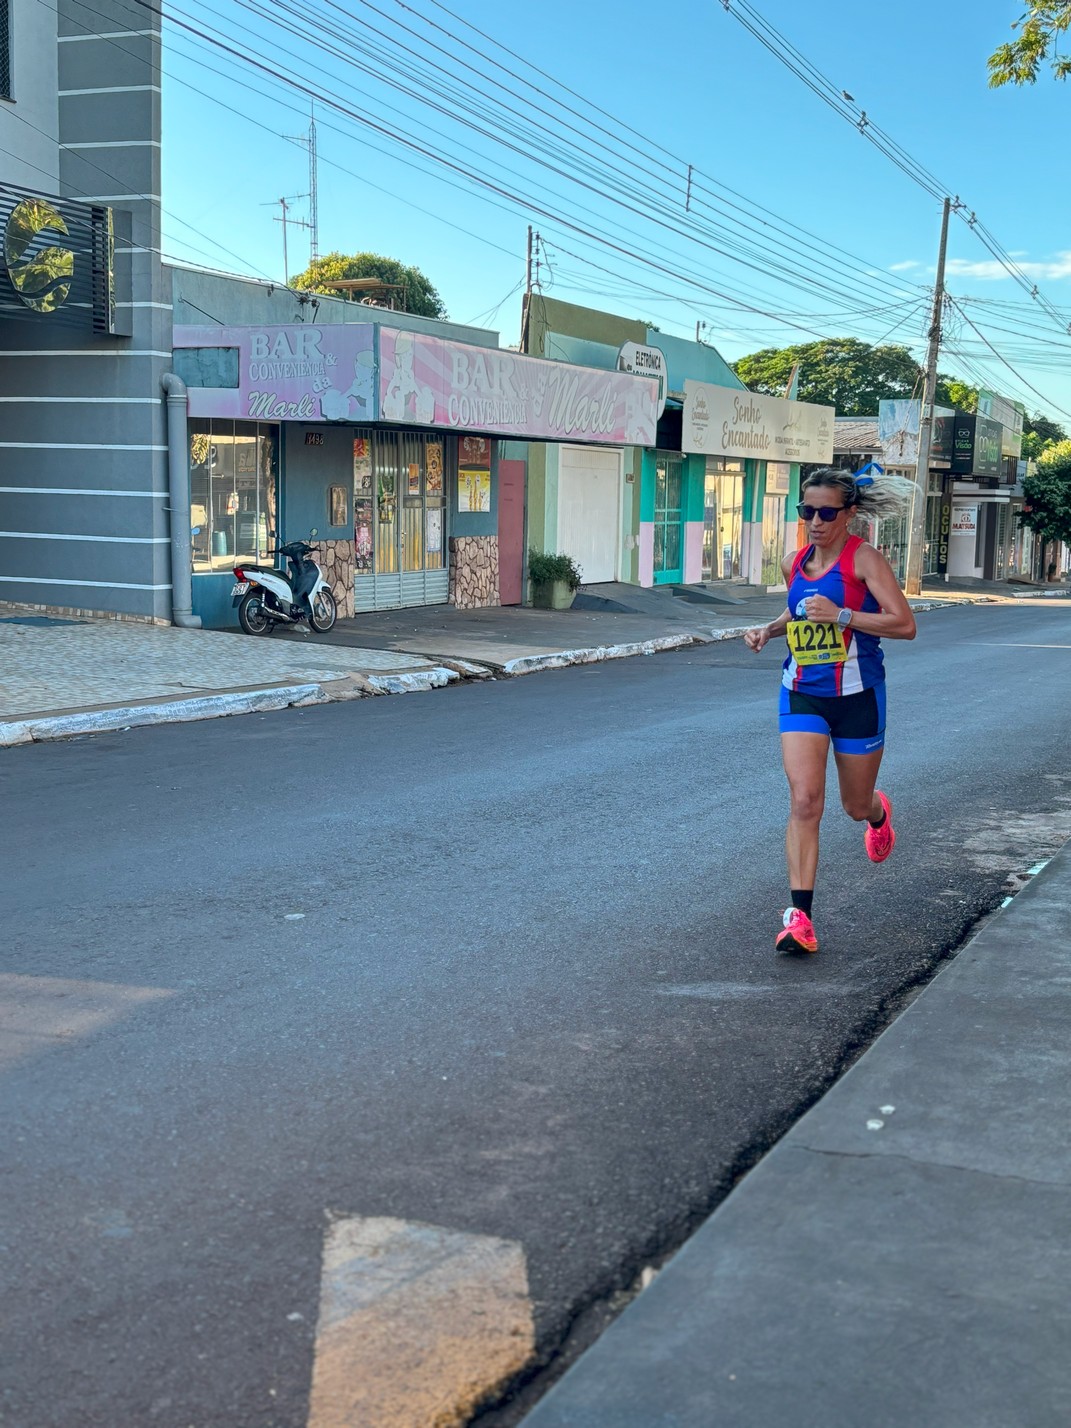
[718,0,1071,340]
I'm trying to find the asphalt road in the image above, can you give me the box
[3,600,1070,1428]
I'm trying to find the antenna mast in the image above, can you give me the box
[285,106,319,267]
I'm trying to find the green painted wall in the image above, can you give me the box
[523,294,645,357]
[684,456,705,522]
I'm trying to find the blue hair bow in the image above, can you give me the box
[852,461,884,488]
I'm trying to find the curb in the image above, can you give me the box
[2,596,1028,745]
[500,633,703,677]
[0,666,460,747]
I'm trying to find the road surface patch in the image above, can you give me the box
[307,1215,535,1428]
[0,973,172,1070]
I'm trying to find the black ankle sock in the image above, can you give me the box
[869,810,887,829]
[791,889,814,917]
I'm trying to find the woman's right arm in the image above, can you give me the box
[744,608,790,652]
[744,552,794,652]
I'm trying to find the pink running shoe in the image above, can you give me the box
[865,791,896,863]
[775,907,819,955]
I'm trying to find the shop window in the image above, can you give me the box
[190,420,278,572]
[353,429,446,579]
[703,457,745,581]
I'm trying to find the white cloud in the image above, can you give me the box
[946,252,1071,281]
[889,260,921,271]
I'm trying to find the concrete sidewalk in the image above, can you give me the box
[0,614,459,747]
[521,841,1071,1428]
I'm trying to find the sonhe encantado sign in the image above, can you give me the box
[682,380,834,463]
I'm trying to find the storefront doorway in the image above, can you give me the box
[558,445,622,584]
[702,457,745,580]
[653,453,683,584]
[353,428,449,610]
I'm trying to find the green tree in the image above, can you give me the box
[1021,411,1068,460]
[988,2,1071,85]
[1020,442,1071,573]
[291,251,447,319]
[935,377,978,411]
[732,338,925,414]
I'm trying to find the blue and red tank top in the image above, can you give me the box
[783,534,884,696]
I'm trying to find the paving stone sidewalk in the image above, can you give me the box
[0,616,439,721]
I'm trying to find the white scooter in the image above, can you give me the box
[231,535,337,636]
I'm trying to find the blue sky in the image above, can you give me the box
[159,0,1071,423]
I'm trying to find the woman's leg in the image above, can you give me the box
[781,732,830,891]
[833,748,885,824]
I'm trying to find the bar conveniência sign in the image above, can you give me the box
[682,381,834,462]
[380,328,658,446]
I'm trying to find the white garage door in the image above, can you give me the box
[558,446,622,585]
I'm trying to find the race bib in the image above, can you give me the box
[786,619,848,666]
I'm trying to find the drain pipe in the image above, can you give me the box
[161,371,201,628]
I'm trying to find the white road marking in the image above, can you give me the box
[307,1216,535,1428]
[968,642,1071,649]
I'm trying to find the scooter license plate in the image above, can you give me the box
[231,581,249,596]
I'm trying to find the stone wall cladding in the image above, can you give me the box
[319,540,356,620]
[449,536,500,609]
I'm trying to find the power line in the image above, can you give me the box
[945,297,1071,422]
[718,0,1071,340]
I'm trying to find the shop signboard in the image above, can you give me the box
[932,408,956,463]
[950,411,1004,477]
[877,400,955,467]
[0,181,128,334]
[617,341,668,418]
[951,413,977,474]
[878,399,919,466]
[379,327,658,445]
[977,390,1024,458]
[951,504,977,534]
[683,382,834,462]
[936,480,953,576]
[177,323,377,422]
[975,414,1003,476]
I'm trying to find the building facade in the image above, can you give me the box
[171,271,659,627]
[520,296,829,592]
[0,0,170,621]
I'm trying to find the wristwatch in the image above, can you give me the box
[836,607,853,629]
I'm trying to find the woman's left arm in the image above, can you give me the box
[849,545,916,639]
[803,545,917,639]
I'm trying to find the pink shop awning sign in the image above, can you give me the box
[379,327,658,445]
[176,324,376,422]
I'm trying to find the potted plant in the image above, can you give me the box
[529,549,583,610]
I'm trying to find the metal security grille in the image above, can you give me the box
[354,428,450,610]
[0,1,10,99]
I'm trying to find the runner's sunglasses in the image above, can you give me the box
[797,501,847,522]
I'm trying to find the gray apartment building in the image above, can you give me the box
[0,0,170,621]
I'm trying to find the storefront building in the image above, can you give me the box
[682,381,835,584]
[172,308,658,627]
[520,296,804,589]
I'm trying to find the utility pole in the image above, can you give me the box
[520,225,534,353]
[905,196,951,596]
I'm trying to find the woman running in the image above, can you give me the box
[744,467,917,954]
